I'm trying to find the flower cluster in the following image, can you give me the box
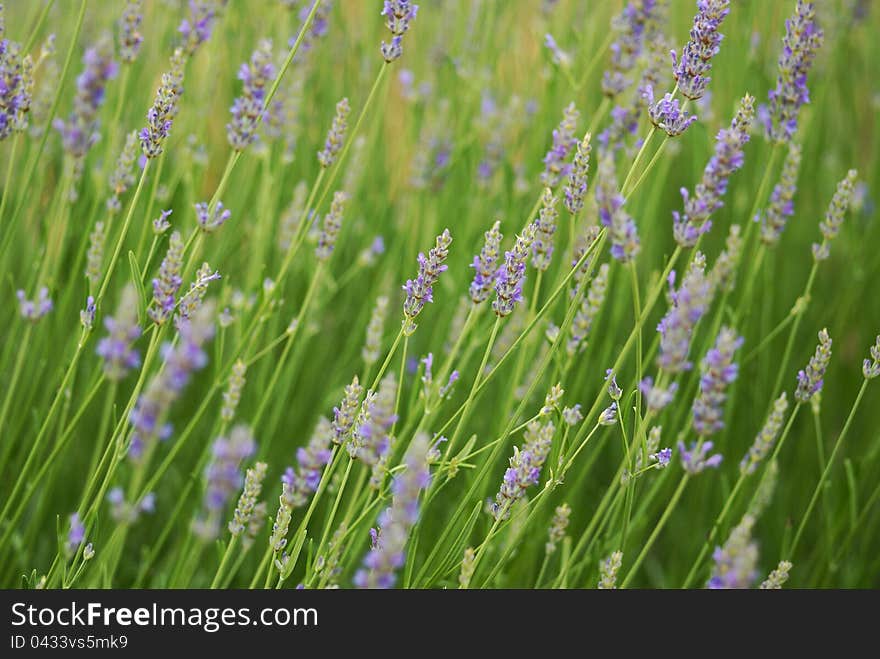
[759,142,802,246]
[193,425,256,540]
[864,336,880,380]
[117,0,144,64]
[601,0,663,99]
[128,302,216,459]
[710,224,742,293]
[494,222,537,317]
[17,288,53,322]
[317,97,350,168]
[545,503,571,554]
[97,285,141,381]
[229,461,268,537]
[812,169,858,261]
[795,328,832,403]
[221,360,247,422]
[596,154,639,262]
[227,40,275,151]
[469,220,503,303]
[179,0,218,56]
[402,229,452,334]
[332,376,364,445]
[148,231,184,325]
[195,201,231,233]
[140,48,185,158]
[692,327,742,436]
[708,514,758,589]
[541,102,579,187]
[740,393,789,474]
[354,432,431,588]
[349,375,397,467]
[679,439,722,474]
[1,26,33,140]
[567,263,609,356]
[645,87,697,137]
[673,94,754,246]
[178,263,221,319]
[671,0,731,100]
[316,191,347,261]
[639,377,678,412]
[380,1,419,63]
[760,1,823,143]
[107,131,139,212]
[363,297,389,366]
[282,418,333,508]
[657,252,714,372]
[107,488,155,524]
[532,188,559,271]
[598,550,623,589]
[491,420,554,520]
[563,132,592,215]
[54,36,117,159]
[760,561,793,589]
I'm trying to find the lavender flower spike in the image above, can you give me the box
[761,1,823,143]
[354,432,431,588]
[657,252,713,372]
[66,513,86,554]
[349,374,397,467]
[491,420,554,520]
[761,561,793,589]
[17,287,53,322]
[864,336,880,380]
[128,301,216,459]
[567,262,609,356]
[640,377,679,412]
[598,550,623,589]
[812,170,858,261]
[469,220,503,304]
[118,0,144,64]
[708,514,758,589]
[332,376,364,445]
[140,48,185,158]
[229,462,268,537]
[195,201,231,233]
[179,0,218,56]
[671,0,731,100]
[673,94,755,247]
[402,229,452,334]
[532,188,559,271]
[318,97,350,168]
[493,222,537,317]
[596,154,639,262]
[759,142,802,246]
[646,86,697,137]
[0,22,30,141]
[97,284,141,381]
[692,327,742,436]
[316,191,348,261]
[148,231,184,325]
[282,418,333,508]
[740,393,788,474]
[563,132,591,215]
[541,102,579,187]
[380,1,419,63]
[679,439,722,474]
[54,35,117,159]
[227,40,275,151]
[795,328,832,403]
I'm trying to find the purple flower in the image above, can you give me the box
[354,432,432,588]
[708,514,758,588]
[567,263,608,356]
[195,200,232,233]
[316,191,347,261]
[596,154,639,262]
[639,377,679,412]
[671,0,731,100]
[128,302,215,460]
[469,220,503,304]
[54,36,117,159]
[0,30,32,140]
[654,447,672,468]
[673,94,755,247]
[66,513,85,554]
[740,393,788,474]
[758,142,802,245]
[602,0,665,99]
[760,1,823,143]
[140,49,185,158]
[864,336,880,380]
[402,229,452,334]
[544,33,570,67]
[179,0,218,55]
[493,222,537,317]
[118,0,144,64]
[541,102,579,187]
[97,285,142,380]
[491,420,554,520]
[229,462,268,537]
[317,97,350,168]
[17,287,53,322]
[227,40,275,152]
[380,1,419,63]
[679,440,722,474]
[645,86,697,137]
[349,375,397,467]
[657,252,714,372]
[563,133,592,215]
[812,170,858,261]
[795,328,832,403]
[292,0,333,63]
[282,418,333,509]
[148,231,184,325]
[692,327,742,436]
[332,376,365,445]
[532,188,559,271]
